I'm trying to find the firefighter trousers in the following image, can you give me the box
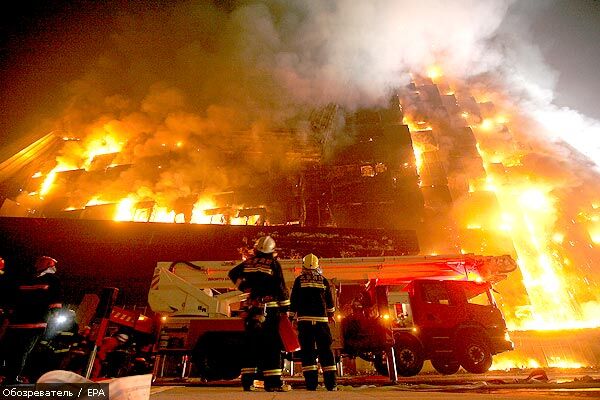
[298,321,336,390]
[240,309,284,390]
[0,327,45,383]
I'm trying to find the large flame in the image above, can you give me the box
[25,67,600,367]
[470,111,600,331]
[400,68,600,339]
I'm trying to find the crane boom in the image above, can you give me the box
[148,254,516,316]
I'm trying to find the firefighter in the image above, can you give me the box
[228,235,291,392]
[289,253,337,391]
[0,256,62,384]
[91,332,129,378]
[0,257,10,341]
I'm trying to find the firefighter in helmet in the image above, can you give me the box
[228,235,291,392]
[0,256,62,384]
[290,253,337,391]
[91,332,129,378]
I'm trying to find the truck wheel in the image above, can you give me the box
[459,335,492,374]
[393,339,424,377]
[431,358,460,375]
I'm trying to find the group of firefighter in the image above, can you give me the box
[0,234,338,390]
[0,255,63,384]
[0,256,142,385]
[228,235,338,392]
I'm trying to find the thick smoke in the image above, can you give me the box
[5,0,600,206]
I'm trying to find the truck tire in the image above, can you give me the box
[431,358,460,375]
[458,335,492,374]
[393,338,424,377]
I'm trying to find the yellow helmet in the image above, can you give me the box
[302,253,319,270]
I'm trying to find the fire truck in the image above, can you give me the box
[148,253,516,380]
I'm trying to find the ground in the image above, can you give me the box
[151,369,600,400]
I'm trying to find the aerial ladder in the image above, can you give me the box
[148,254,516,381]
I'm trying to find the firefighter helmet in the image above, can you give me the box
[254,236,276,254]
[0,257,4,271]
[35,256,57,273]
[302,253,319,270]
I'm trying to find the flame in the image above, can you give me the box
[21,67,600,346]
[426,65,443,82]
[480,118,494,131]
[115,196,136,221]
[86,197,111,207]
[412,142,425,175]
[403,116,432,132]
[190,197,218,224]
[81,126,125,169]
[491,356,541,370]
[152,206,177,223]
[400,72,600,335]
[39,160,79,197]
[108,195,264,225]
[37,126,125,196]
[472,110,600,330]
[479,177,598,330]
[491,352,586,370]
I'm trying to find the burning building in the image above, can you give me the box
[2,72,599,334]
[1,1,600,370]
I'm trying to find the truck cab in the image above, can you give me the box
[385,279,514,376]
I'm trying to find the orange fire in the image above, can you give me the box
[473,116,600,331]
[426,65,443,83]
[30,67,600,351]
[401,68,600,340]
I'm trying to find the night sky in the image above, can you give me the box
[1,0,599,151]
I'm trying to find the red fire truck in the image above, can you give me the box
[148,253,516,380]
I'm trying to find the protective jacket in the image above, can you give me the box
[228,252,290,311]
[9,272,62,329]
[289,269,337,391]
[228,251,290,391]
[289,270,335,322]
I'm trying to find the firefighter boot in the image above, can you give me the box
[323,370,337,391]
[303,370,318,391]
[264,374,291,392]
